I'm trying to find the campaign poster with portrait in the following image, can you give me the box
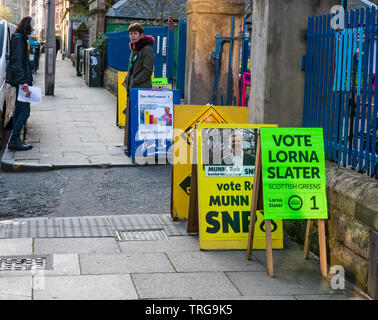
[129,89,180,163]
[196,124,284,250]
[172,105,248,219]
[202,127,258,177]
[137,90,174,140]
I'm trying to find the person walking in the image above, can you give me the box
[122,23,155,151]
[55,36,60,58]
[7,16,34,151]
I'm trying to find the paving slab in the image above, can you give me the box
[107,215,163,231]
[45,254,81,276]
[162,222,189,236]
[7,217,60,228]
[79,253,175,275]
[0,225,6,238]
[5,226,60,238]
[253,248,322,272]
[132,272,241,299]
[1,55,133,172]
[0,277,32,300]
[225,270,339,296]
[0,238,33,255]
[192,295,297,300]
[33,274,138,300]
[34,238,121,254]
[294,294,366,300]
[59,226,114,238]
[118,236,201,253]
[167,251,266,272]
[55,216,111,228]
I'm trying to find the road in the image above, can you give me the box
[0,132,172,220]
[0,53,172,221]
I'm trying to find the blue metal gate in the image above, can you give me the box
[105,21,187,98]
[211,17,251,106]
[303,7,378,178]
[176,20,187,99]
[105,26,172,78]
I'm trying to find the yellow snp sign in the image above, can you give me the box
[117,71,159,127]
[196,124,284,250]
[172,105,248,218]
[117,71,128,127]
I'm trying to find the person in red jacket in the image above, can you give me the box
[122,23,155,152]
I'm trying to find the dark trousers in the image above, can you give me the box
[11,86,30,141]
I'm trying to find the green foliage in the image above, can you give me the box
[0,6,14,22]
[92,34,108,51]
[67,0,119,16]
[69,4,88,16]
[106,0,120,9]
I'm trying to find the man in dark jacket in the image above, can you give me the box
[8,16,34,151]
[122,23,154,151]
[221,133,256,166]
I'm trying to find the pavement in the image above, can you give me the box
[0,54,370,301]
[0,214,369,300]
[1,54,132,172]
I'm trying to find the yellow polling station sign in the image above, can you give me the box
[196,124,284,250]
[172,105,248,219]
[117,71,157,127]
[117,71,127,127]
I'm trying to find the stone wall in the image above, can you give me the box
[103,66,118,97]
[285,161,378,298]
[185,0,245,105]
[88,0,106,47]
[248,0,340,126]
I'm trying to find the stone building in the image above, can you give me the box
[106,0,186,32]
[0,0,30,24]
[30,0,46,40]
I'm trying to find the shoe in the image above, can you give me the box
[22,142,33,149]
[8,139,33,151]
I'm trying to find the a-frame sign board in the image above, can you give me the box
[246,128,328,278]
[246,133,274,276]
[186,132,199,233]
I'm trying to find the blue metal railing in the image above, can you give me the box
[303,7,378,178]
[211,17,251,106]
[105,26,172,79]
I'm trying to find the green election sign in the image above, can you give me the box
[260,128,328,220]
[152,78,168,84]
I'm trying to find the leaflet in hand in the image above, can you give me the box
[17,85,42,103]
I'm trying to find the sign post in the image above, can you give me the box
[247,128,328,277]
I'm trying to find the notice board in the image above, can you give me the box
[129,88,180,163]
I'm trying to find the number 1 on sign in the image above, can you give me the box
[311,196,319,210]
